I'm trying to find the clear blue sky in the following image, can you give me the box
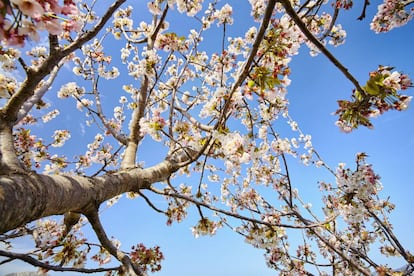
[2,1,414,275]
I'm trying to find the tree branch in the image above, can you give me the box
[0,249,121,273]
[0,158,180,234]
[85,209,144,276]
[148,187,337,230]
[366,207,412,263]
[16,61,63,123]
[292,209,371,276]
[122,5,170,169]
[0,0,127,125]
[61,0,127,56]
[279,0,364,93]
[121,76,149,169]
[218,0,277,126]
[0,123,24,172]
[357,0,370,21]
[171,0,278,169]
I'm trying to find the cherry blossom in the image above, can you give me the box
[371,0,414,32]
[1,0,80,46]
[1,0,413,275]
[10,0,44,19]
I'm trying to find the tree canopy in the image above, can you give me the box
[0,0,413,275]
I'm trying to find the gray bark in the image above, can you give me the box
[0,159,179,234]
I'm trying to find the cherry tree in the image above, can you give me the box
[0,0,413,275]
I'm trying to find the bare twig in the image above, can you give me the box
[137,190,166,214]
[357,0,370,21]
[366,207,411,263]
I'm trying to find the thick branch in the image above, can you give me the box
[0,124,23,172]
[1,66,61,125]
[122,6,169,168]
[121,76,149,169]
[0,159,179,234]
[16,62,63,123]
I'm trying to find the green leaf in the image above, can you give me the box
[247,80,255,88]
[364,79,380,96]
[363,73,384,96]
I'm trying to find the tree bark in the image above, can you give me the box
[0,159,179,234]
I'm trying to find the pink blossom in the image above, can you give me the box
[43,19,64,35]
[18,20,39,42]
[46,0,62,14]
[61,3,78,16]
[62,19,82,33]
[5,32,25,47]
[10,0,44,19]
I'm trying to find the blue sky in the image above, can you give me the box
[2,0,414,275]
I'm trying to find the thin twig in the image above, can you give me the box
[357,0,370,21]
[137,190,166,214]
[0,249,120,273]
[149,186,337,230]
[279,0,364,93]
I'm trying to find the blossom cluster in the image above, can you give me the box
[191,218,221,238]
[0,72,18,99]
[212,4,233,25]
[130,243,164,273]
[0,47,20,71]
[301,12,347,55]
[371,0,414,33]
[155,32,190,52]
[26,46,48,68]
[169,0,204,16]
[111,6,145,41]
[72,39,119,81]
[139,108,168,142]
[0,0,81,47]
[164,191,190,226]
[314,156,402,271]
[335,66,412,132]
[51,129,71,148]
[75,133,115,171]
[30,218,89,270]
[128,48,161,79]
[12,125,72,173]
[57,82,85,99]
[335,162,383,224]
